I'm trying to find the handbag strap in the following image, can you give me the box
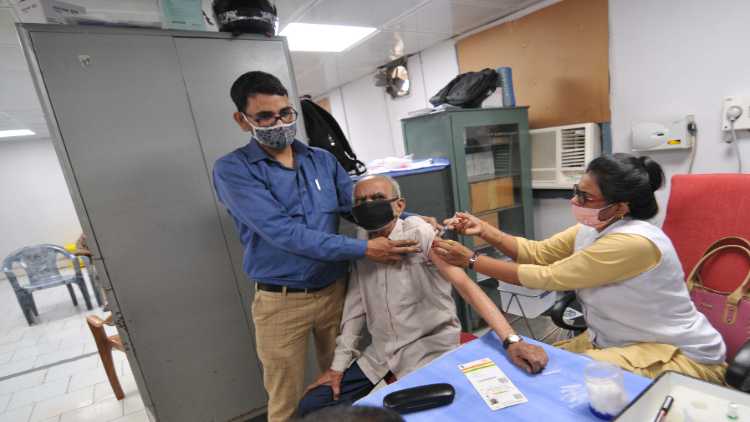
[703,236,750,255]
[687,244,750,325]
[687,238,750,291]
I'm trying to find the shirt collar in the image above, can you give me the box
[243,138,310,164]
[387,219,405,241]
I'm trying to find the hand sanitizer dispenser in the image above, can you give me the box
[632,116,693,152]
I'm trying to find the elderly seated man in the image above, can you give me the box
[296,175,548,417]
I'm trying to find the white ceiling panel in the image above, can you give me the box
[384,0,527,34]
[0,0,551,116]
[288,0,426,28]
[276,0,317,27]
[453,0,538,8]
[0,8,20,45]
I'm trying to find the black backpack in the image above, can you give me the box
[300,99,367,176]
[212,0,277,36]
[429,68,499,108]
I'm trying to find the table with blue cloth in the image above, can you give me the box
[356,332,651,421]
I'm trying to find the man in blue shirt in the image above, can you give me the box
[212,71,420,422]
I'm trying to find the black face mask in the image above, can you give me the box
[352,199,397,232]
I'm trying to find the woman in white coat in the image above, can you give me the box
[431,153,726,383]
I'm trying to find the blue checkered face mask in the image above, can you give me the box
[244,115,297,150]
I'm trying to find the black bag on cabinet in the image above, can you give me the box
[429,68,499,108]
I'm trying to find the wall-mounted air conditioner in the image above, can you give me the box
[530,123,601,189]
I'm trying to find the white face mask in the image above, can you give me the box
[243,114,296,150]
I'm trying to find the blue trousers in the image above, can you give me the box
[297,362,377,417]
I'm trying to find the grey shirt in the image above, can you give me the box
[330,217,461,382]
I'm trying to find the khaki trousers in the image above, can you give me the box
[252,280,345,422]
[555,331,726,385]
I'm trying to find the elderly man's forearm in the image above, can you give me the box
[473,255,521,284]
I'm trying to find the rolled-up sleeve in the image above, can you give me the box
[518,233,662,291]
[213,155,367,261]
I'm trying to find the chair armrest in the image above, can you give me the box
[2,271,23,291]
[727,339,750,392]
[549,291,587,331]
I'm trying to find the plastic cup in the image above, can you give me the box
[584,361,628,420]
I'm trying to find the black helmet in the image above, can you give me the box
[212,0,278,36]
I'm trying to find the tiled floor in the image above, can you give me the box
[0,275,146,422]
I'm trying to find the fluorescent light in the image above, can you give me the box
[0,129,35,138]
[280,23,376,52]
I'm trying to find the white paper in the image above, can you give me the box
[459,357,527,411]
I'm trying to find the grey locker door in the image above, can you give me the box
[28,31,263,421]
[173,36,301,335]
[173,36,321,388]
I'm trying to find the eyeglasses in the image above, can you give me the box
[246,107,298,128]
[573,184,604,206]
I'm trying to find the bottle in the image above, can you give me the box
[727,402,739,420]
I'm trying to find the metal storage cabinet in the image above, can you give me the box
[402,107,534,330]
[19,24,304,421]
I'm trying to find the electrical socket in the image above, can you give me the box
[721,96,750,131]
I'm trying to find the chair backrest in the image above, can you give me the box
[2,244,71,288]
[662,174,750,292]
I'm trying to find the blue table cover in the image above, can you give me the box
[356,332,651,421]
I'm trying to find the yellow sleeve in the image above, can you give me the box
[515,225,579,265]
[517,233,662,291]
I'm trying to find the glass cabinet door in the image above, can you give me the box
[462,123,525,261]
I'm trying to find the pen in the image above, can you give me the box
[653,395,673,422]
[315,179,321,191]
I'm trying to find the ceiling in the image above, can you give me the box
[283,0,543,96]
[0,0,543,142]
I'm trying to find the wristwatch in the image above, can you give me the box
[467,251,480,270]
[502,334,523,350]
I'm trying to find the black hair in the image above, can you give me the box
[586,153,665,220]
[295,405,404,422]
[230,71,288,113]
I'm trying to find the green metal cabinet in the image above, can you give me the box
[402,107,534,330]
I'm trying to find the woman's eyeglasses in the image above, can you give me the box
[573,184,597,206]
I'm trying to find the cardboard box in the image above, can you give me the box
[470,177,514,213]
[474,212,499,247]
[12,0,86,24]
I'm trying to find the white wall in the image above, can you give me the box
[610,0,750,225]
[0,139,82,259]
[318,39,460,164]
[339,73,397,163]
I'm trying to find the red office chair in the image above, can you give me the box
[662,174,750,390]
